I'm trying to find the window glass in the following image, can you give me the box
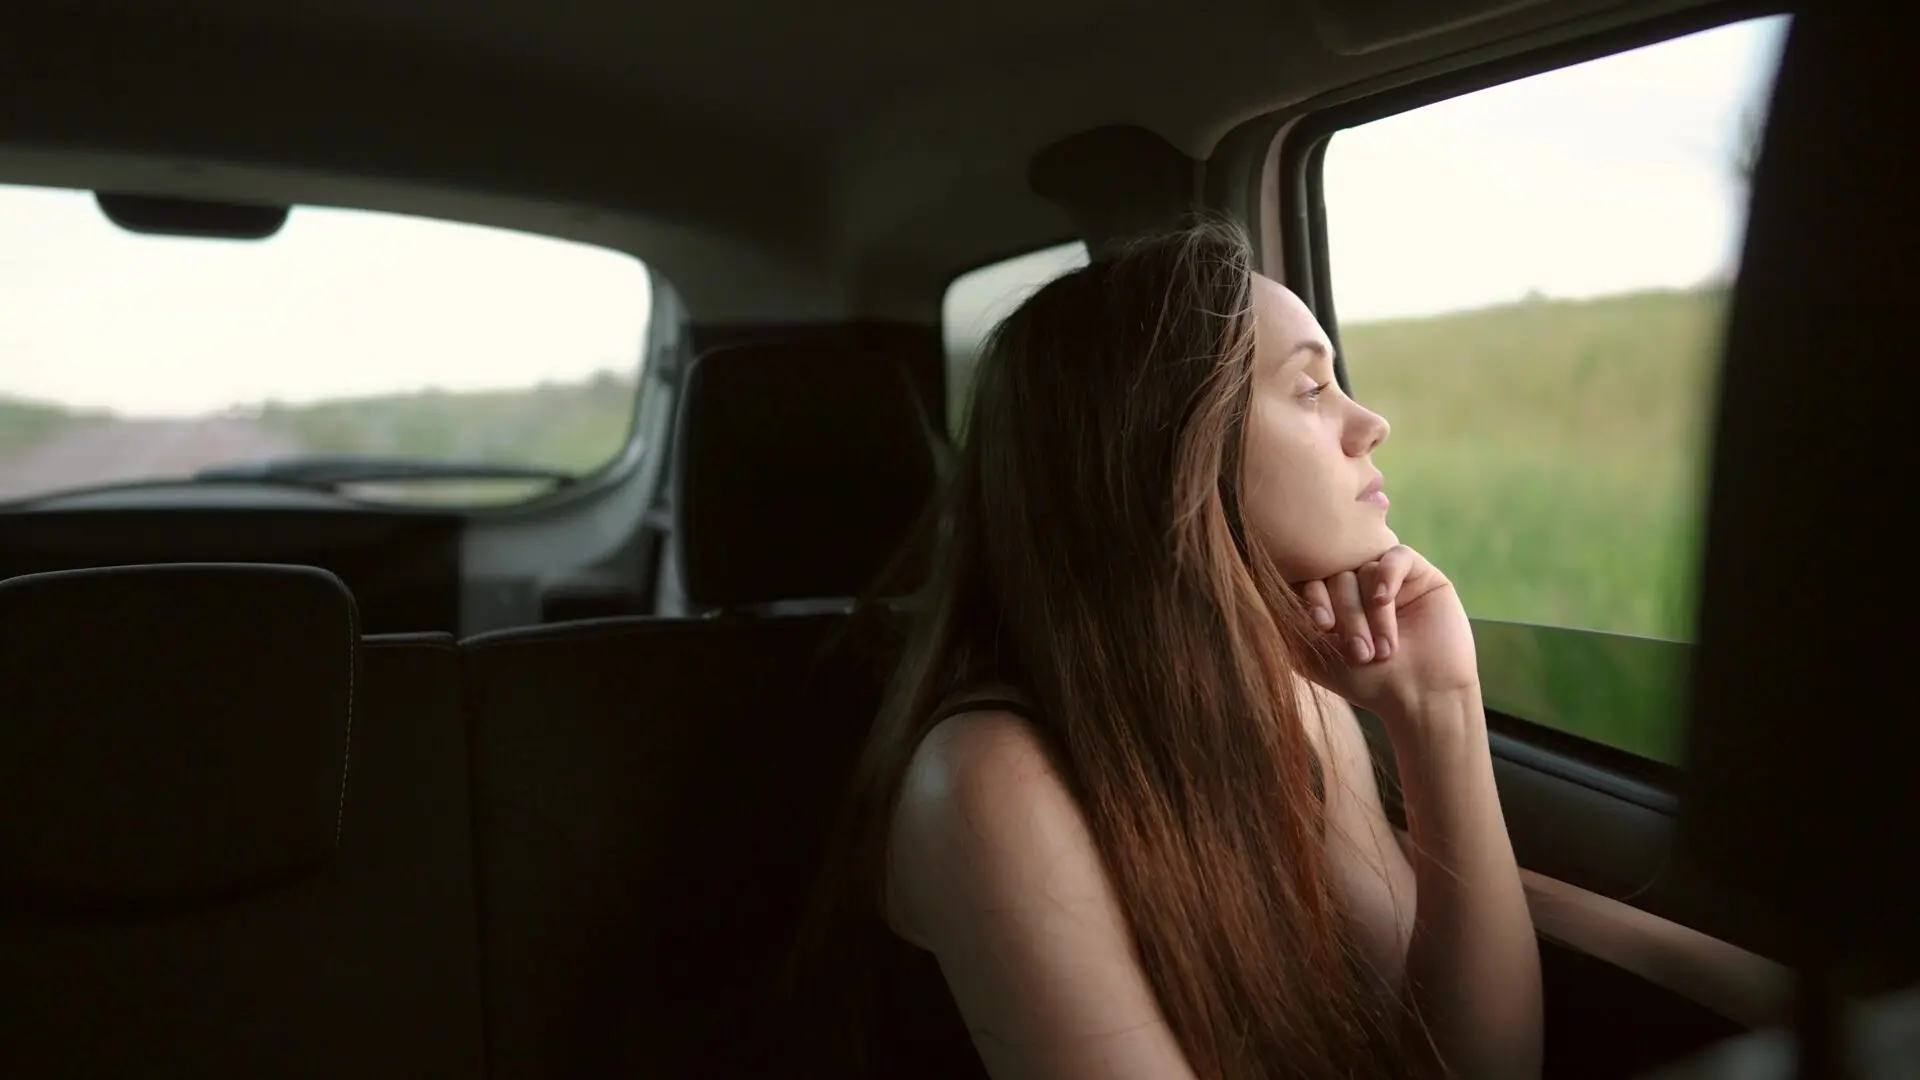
[1324,15,1790,642]
[0,184,651,506]
[1321,15,1790,760]
[942,241,1089,430]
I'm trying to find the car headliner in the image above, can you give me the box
[0,0,1714,323]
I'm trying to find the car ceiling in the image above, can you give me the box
[0,0,1710,322]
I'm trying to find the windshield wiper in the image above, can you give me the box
[192,455,579,489]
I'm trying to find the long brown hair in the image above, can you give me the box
[785,219,1432,1079]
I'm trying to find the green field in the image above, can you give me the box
[0,397,96,457]
[1346,286,1727,642]
[253,371,639,476]
[0,374,640,506]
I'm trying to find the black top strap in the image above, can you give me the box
[929,694,1035,725]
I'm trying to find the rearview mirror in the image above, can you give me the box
[94,192,289,240]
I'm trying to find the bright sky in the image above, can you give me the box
[1324,13,1789,321]
[945,13,1790,340]
[0,193,653,416]
[3,15,1788,419]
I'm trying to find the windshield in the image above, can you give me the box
[0,183,652,506]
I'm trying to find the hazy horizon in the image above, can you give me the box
[3,15,1788,421]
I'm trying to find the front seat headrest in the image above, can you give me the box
[673,340,942,611]
[0,563,359,910]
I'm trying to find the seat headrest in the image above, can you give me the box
[1678,8,1917,982]
[673,340,942,611]
[0,563,358,910]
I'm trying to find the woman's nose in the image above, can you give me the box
[1347,404,1390,456]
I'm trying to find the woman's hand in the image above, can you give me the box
[1296,544,1480,726]
[1304,548,1541,1080]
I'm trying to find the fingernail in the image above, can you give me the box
[1375,636,1392,660]
[1312,606,1334,629]
[1374,584,1390,601]
[1350,635,1373,663]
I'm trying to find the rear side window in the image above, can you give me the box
[942,241,1089,430]
[0,184,652,507]
[1316,15,1791,762]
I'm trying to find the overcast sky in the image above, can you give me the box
[0,192,654,416]
[2,15,1788,419]
[945,14,1788,344]
[1323,13,1788,321]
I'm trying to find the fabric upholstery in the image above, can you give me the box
[463,611,902,1079]
[673,341,941,610]
[0,562,356,908]
[0,629,488,1078]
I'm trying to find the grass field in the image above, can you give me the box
[0,398,95,457]
[1346,285,1728,643]
[252,371,639,475]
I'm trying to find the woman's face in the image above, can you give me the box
[1238,273,1398,583]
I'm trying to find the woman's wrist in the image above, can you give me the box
[1380,683,1487,758]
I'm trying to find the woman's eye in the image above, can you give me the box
[1302,380,1331,401]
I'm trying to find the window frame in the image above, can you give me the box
[1276,0,1791,793]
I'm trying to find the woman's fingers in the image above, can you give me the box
[1358,547,1416,660]
[1326,570,1373,663]
[1369,545,1418,603]
[1300,578,1336,631]
[1356,561,1397,661]
[1307,547,1431,666]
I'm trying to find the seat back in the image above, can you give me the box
[0,564,486,1078]
[463,611,898,1079]
[670,339,943,616]
[467,337,939,1077]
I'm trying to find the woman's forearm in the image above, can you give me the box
[1389,687,1543,1080]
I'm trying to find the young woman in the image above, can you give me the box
[792,221,1541,1080]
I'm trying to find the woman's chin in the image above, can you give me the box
[1280,527,1405,584]
[1363,521,1400,557]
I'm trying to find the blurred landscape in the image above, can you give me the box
[0,289,1724,618]
[0,371,638,502]
[0,288,1724,612]
[1349,284,1726,644]
[0,285,1724,760]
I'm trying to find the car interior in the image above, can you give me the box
[0,0,1912,1076]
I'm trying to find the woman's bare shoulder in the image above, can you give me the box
[885,708,1199,1078]
[887,708,1081,938]
[899,708,1066,840]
